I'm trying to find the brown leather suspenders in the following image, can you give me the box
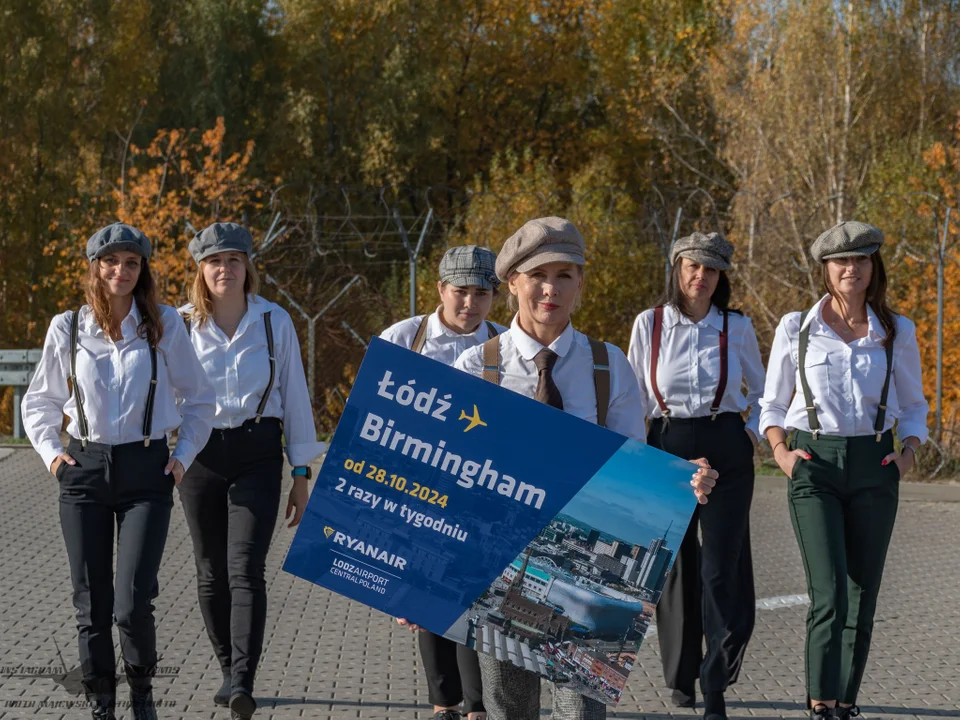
[480,333,611,428]
[411,314,498,354]
[650,304,728,424]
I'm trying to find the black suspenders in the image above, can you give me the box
[184,309,276,423]
[255,311,275,422]
[70,308,157,448]
[797,308,894,441]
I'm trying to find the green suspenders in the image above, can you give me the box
[797,308,894,441]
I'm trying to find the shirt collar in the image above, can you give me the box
[427,308,491,342]
[509,314,575,360]
[802,295,886,342]
[83,301,142,339]
[663,303,725,330]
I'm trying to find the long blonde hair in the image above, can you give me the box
[84,258,164,346]
[188,254,260,327]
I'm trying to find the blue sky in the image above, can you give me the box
[558,440,697,551]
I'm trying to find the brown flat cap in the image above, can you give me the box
[495,217,586,281]
[670,231,734,271]
[811,221,884,263]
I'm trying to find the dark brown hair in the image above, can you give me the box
[822,252,897,348]
[84,257,164,346]
[659,261,741,317]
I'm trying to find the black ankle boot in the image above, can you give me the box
[229,690,256,720]
[836,706,861,719]
[703,690,727,719]
[214,669,231,707]
[810,704,838,719]
[82,677,117,720]
[671,686,696,708]
[125,664,158,720]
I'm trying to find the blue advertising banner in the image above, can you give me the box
[283,337,699,705]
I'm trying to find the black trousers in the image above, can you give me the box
[649,412,756,694]
[178,418,283,695]
[57,437,173,682]
[418,630,484,714]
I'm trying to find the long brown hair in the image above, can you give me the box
[822,252,897,348]
[84,257,164,346]
[187,254,260,327]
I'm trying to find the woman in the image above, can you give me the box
[383,244,506,720]
[627,232,764,720]
[454,216,718,720]
[759,221,928,720]
[178,222,324,720]
[21,223,215,720]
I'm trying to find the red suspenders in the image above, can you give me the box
[651,304,728,422]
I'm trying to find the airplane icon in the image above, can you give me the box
[459,405,488,432]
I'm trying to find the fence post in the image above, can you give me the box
[935,207,951,445]
[395,208,433,317]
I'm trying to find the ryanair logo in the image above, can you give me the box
[329,529,407,571]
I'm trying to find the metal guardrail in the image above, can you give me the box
[0,350,41,439]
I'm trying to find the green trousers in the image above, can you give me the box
[788,430,900,704]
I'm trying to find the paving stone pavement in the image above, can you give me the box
[0,448,957,720]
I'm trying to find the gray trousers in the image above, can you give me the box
[478,654,606,720]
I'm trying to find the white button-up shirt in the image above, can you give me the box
[759,295,929,442]
[22,303,215,471]
[380,309,506,365]
[181,295,325,467]
[455,317,647,442]
[627,304,766,437]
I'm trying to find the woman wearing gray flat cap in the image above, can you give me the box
[627,232,764,720]
[759,221,929,720]
[178,222,324,720]
[454,217,719,720]
[21,222,216,720]
[384,244,507,720]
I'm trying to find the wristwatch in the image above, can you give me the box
[291,466,312,480]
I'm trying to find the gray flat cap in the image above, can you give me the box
[495,217,586,281]
[86,223,152,262]
[811,221,884,263]
[670,232,733,271]
[188,222,253,263]
[439,245,500,289]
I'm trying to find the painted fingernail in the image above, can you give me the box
[881,459,888,465]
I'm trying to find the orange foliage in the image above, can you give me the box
[45,118,264,309]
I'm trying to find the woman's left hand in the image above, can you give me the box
[882,447,915,479]
[746,429,758,450]
[286,478,309,528]
[689,458,718,504]
[164,458,185,485]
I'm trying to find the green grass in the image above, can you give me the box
[0,436,31,445]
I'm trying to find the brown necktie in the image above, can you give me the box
[533,349,564,410]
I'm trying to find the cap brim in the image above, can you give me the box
[93,241,150,260]
[194,246,251,263]
[820,244,880,261]
[441,273,498,289]
[674,249,731,271]
[513,251,586,276]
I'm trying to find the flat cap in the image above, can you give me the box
[439,245,499,289]
[495,217,586,282]
[188,222,253,263]
[86,223,152,262]
[811,221,884,263]
[670,231,734,271]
